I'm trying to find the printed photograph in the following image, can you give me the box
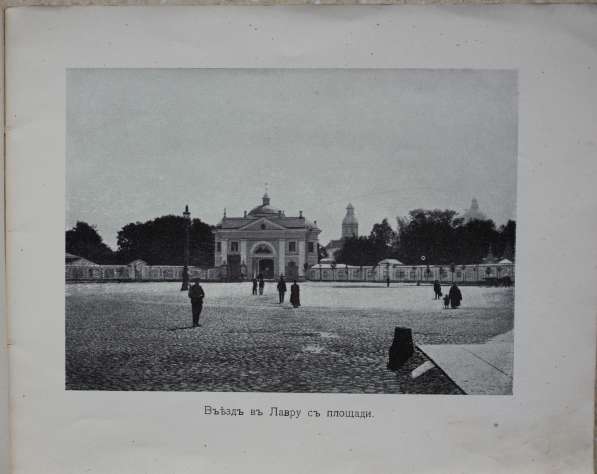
[66,69,516,394]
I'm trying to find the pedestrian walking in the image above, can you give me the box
[433,280,442,300]
[386,275,390,288]
[252,276,258,295]
[290,280,301,308]
[277,275,287,304]
[258,274,265,295]
[448,283,462,309]
[188,278,205,327]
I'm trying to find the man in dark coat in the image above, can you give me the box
[258,274,265,295]
[188,278,205,327]
[252,277,258,295]
[448,283,462,309]
[277,276,287,304]
[290,280,300,308]
[433,280,442,300]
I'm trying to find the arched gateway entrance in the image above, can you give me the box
[258,259,275,279]
[251,242,276,279]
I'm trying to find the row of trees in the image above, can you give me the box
[66,208,515,269]
[66,216,215,266]
[334,209,515,267]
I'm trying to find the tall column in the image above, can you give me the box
[298,241,306,277]
[278,239,286,277]
[240,240,247,265]
[221,239,228,265]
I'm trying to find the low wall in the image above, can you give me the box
[66,262,514,285]
[66,265,215,282]
[306,263,514,284]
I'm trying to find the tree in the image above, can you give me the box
[453,218,499,264]
[66,221,116,264]
[496,220,516,261]
[334,236,378,266]
[395,209,459,264]
[394,208,512,265]
[116,215,214,266]
[369,218,397,262]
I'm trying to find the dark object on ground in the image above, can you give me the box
[433,280,442,299]
[387,326,414,370]
[277,276,287,303]
[188,280,205,326]
[449,284,462,309]
[290,281,300,308]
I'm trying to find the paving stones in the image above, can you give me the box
[65,282,513,393]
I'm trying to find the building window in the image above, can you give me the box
[216,242,221,252]
[289,241,297,253]
[231,241,239,252]
[308,242,314,253]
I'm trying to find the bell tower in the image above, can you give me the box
[341,203,358,239]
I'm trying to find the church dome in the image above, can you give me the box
[248,192,285,217]
[463,198,487,223]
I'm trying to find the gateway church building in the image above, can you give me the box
[213,193,321,280]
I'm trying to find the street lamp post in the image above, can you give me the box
[181,204,191,291]
[386,262,390,287]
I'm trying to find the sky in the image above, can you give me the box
[66,68,517,249]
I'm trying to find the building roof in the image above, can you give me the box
[248,192,285,217]
[218,216,317,230]
[310,263,362,269]
[218,193,319,231]
[65,252,96,265]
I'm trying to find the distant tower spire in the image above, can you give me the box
[262,182,271,206]
[341,203,359,239]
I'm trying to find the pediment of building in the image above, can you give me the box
[238,217,287,231]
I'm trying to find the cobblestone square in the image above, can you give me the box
[66,282,514,393]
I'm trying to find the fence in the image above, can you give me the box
[306,263,514,284]
[66,261,514,284]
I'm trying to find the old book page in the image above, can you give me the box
[5,6,597,473]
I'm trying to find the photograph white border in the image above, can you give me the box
[5,6,597,473]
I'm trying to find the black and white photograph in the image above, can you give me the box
[65,68,517,395]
